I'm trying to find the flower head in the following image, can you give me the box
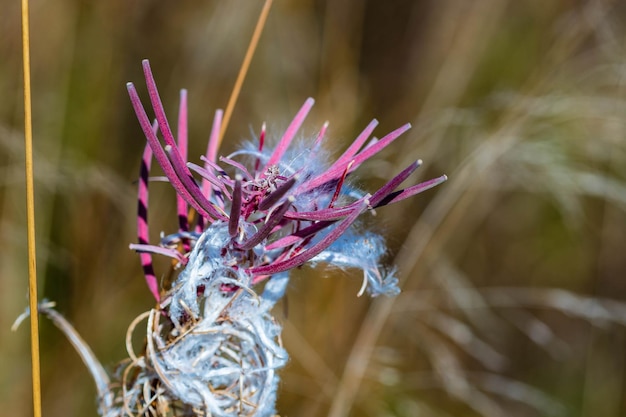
[128,60,446,304]
[122,59,446,416]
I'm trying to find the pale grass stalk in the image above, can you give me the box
[218,0,273,149]
[20,0,42,415]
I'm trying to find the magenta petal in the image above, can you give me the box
[202,109,223,198]
[314,121,329,148]
[176,89,189,233]
[237,197,295,250]
[127,83,212,221]
[187,162,232,200]
[331,119,378,169]
[284,199,365,221]
[229,176,243,237]
[264,98,315,169]
[136,142,160,302]
[298,123,412,194]
[264,220,334,251]
[220,156,253,180]
[164,145,228,221]
[258,176,298,211]
[142,60,177,150]
[374,175,448,207]
[250,197,369,276]
[130,243,186,264]
[370,159,422,207]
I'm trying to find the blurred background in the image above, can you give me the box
[2,0,626,416]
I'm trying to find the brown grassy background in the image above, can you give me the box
[2,0,626,416]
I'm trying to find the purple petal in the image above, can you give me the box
[263,98,315,170]
[264,220,334,251]
[258,176,298,211]
[129,243,186,264]
[298,123,411,194]
[220,156,253,180]
[187,162,232,200]
[136,141,160,302]
[127,83,215,222]
[314,121,329,148]
[202,109,223,198]
[164,145,228,221]
[229,175,243,237]
[374,175,447,207]
[176,89,189,233]
[250,197,369,276]
[331,119,378,169]
[284,198,365,221]
[142,60,177,149]
[369,159,422,207]
[237,197,295,250]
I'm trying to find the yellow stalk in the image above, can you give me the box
[21,0,42,416]
[218,0,273,150]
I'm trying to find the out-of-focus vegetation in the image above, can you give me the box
[2,0,626,416]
